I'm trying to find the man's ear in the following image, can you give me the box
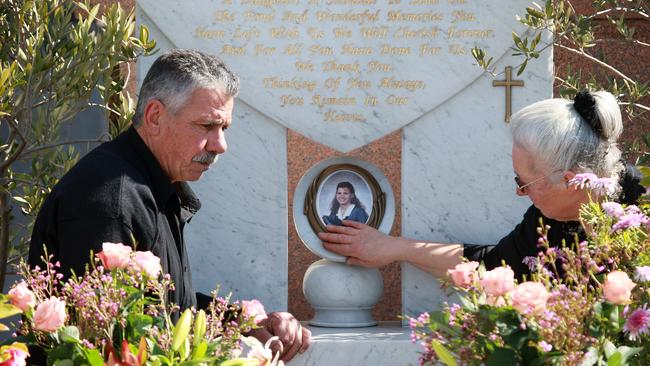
[141,99,165,136]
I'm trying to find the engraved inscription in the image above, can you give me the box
[191,0,502,123]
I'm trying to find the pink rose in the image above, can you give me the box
[97,242,132,270]
[603,271,636,305]
[448,261,479,288]
[0,344,29,366]
[133,251,162,278]
[509,282,550,315]
[242,299,268,325]
[33,297,67,332]
[8,281,35,312]
[480,266,515,297]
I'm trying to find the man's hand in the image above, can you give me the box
[318,220,399,268]
[249,312,311,362]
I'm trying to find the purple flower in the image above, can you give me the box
[590,178,619,197]
[611,213,650,233]
[635,266,650,282]
[624,307,650,341]
[569,173,598,189]
[601,202,624,218]
[569,174,619,196]
[522,256,538,272]
[539,341,553,352]
[625,205,642,214]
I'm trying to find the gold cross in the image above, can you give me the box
[492,66,524,122]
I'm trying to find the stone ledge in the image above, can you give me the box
[290,322,420,366]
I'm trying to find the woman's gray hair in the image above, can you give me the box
[510,91,623,181]
[133,49,239,126]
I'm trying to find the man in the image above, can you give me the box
[29,49,310,361]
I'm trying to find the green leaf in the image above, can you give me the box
[191,341,208,360]
[193,310,206,346]
[606,351,622,366]
[603,340,616,358]
[171,309,193,352]
[53,360,74,366]
[616,346,643,363]
[486,347,517,365]
[83,348,104,366]
[58,326,80,343]
[0,304,22,319]
[219,359,260,366]
[431,340,458,366]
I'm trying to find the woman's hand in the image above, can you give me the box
[318,220,400,268]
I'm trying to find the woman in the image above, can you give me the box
[322,181,369,226]
[318,91,645,279]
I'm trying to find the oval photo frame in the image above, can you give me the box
[304,164,386,234]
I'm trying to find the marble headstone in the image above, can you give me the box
[136,0,553,317]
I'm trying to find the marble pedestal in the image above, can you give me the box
[290,322,419,366]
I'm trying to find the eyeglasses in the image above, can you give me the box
[514,170,560,193]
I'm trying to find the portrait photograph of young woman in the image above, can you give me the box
[316,170,373,227]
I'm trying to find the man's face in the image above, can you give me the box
[156,87,234,182]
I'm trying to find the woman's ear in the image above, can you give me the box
[563,170,576,189]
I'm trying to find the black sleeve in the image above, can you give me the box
[463,205,543,277]
[30,215,135,279]
[196,292,213,310]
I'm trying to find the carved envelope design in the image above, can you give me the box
[138,0,528,152]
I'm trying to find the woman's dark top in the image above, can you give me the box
[323,206,369,226]
[464,163,645,279]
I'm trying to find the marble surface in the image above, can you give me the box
[137,0,531,152]
[290,322,420,366]
[401,49,554,317]
[303,260,383,327]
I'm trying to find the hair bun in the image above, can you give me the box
[574,90,603,138]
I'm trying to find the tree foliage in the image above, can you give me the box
[0,0,156,287]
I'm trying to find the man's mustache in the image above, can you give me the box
[192,152,218,165]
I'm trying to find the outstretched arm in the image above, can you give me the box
[318,220,464,277]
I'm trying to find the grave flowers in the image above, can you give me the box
[410,173,650,365]
[1,242,275,366]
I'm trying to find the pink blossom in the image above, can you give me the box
[480,266,515,297]
[242,299,268,325]
[602,271,636,305]
[624,307,650,341]
[33,297,67,332]
[539,341,552,352]
[97,242,132,270]
[447,261,479,288]
[7,281,35,312]
[601,202,624,218]
[611,213,650,233]
[247,336,284,366]
[509,282,550,315]
[133,251,162,278]
[0,344,29,366]
[635,266,650,282]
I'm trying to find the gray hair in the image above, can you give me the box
[510,91,623,181]
[133,49,239,126]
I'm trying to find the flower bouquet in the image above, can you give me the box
[0,242,277,366]
[410,174,650,365]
